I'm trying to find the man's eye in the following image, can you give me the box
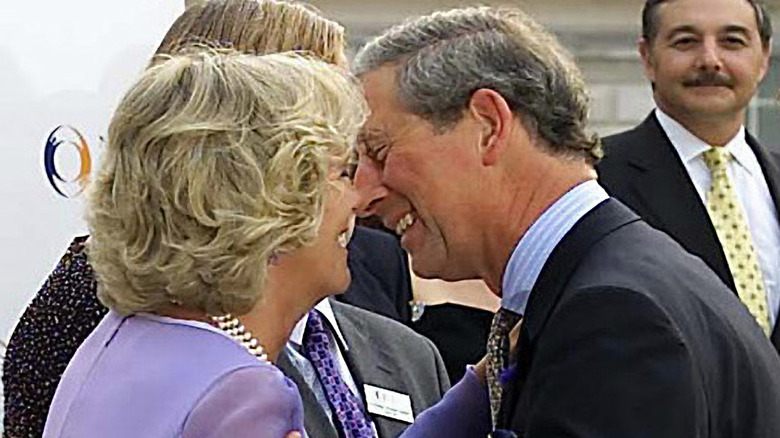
[372,144,389,162]
[341,163,357,181]
[671,37,697,49]
[722,37,747,48]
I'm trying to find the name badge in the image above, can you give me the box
[363,384,414,424]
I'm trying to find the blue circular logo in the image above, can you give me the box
[43,125,92,198]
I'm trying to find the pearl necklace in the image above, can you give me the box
[211,314,269,362]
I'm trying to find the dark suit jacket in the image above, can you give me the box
[277,300,450,438]
[337,226,413,323]
[497,199,780,437]
[599,113,780,352]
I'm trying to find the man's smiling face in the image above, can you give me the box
[354,64,485,281]
[640,0,770,123]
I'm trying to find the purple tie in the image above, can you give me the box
[303,309,375,438]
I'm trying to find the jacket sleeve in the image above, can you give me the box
[399,367,491,438]
[182,365,306,438]
[423,334,451,396]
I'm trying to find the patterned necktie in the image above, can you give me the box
[486,307,522,428]
[703,147,771,334]
[303,309,375,438]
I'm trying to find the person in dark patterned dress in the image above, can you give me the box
[2,237,104,437]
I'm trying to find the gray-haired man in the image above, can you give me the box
[354,6,780,437]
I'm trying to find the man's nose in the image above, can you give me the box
[354,157,389,218]
[345,179,360,212]
[695,39,724,71]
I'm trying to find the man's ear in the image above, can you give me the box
[759,37,772,82]
[468,88,513,166]
[638,38,657,84]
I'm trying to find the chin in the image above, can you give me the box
[690,104,740,119]
[410,259,452,281]
[413,256,476,283]
[330,272,352,296]
[682,92,735,109]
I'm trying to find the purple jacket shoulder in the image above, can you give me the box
[43,311,304,438]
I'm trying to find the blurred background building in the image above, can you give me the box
[285,0,780,148]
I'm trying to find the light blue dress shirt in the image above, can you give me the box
[501,180,609,315]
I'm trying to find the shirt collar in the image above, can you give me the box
[289,298,348,350]
[654,108,757,177]
[500,180,609,315]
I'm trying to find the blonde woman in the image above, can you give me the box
[41,49,365,438]
[5,3,430,438]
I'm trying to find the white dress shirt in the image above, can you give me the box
[655,109,780,327]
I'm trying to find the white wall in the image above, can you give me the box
[0,0,184,421]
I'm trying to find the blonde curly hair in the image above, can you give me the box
[87,49,366,316]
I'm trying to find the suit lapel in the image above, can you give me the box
[330,301,395,389]
[276,350,339,438]
[746,134,780,214]
[619,114,735,290]
[331,301,403,438]
[746,135,780,351]
[499,199,641,429]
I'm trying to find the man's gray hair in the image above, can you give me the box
[353,6,601,163]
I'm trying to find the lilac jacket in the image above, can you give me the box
[42,310,490,438]
[42,311,305,438]
[399,366,491,438]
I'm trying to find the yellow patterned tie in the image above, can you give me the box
[702,147,771,335]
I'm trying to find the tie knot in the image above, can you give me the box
[304,309,328,338]
[702,147,731,173]
[490,308,522,339]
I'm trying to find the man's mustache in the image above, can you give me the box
[682,71,734,87]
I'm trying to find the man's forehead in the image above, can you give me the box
[655,0,759,33]
[363,100,418,132]
[361,65,399,101]
[358,65,438,152]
